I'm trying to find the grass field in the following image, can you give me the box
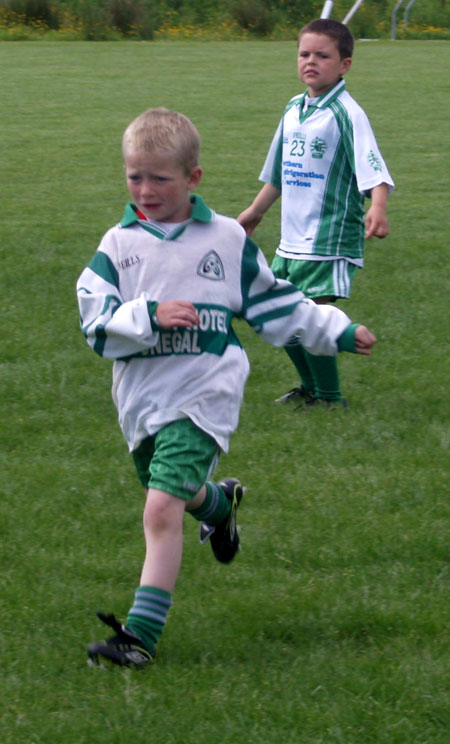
[1,39,449,743]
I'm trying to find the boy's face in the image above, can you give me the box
[297,32,352,97]
[124,149,202,223]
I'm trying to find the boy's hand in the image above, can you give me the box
[237,207,262,236]
[365,182,390,239]
[155,301,199,330]
[237,184,281,236]
[365,205,390,239]
[355,325,377,355]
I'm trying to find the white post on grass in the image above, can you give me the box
[404,0,419,27]
[342,0,366,25]
[391,0,406,39]
[320,1,334,19]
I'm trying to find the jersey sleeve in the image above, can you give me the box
[76,233,160,359]
[341,104,394,196]
[239,238,351,356]
[259,117,283,190]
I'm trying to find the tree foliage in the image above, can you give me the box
[1,0,448,39]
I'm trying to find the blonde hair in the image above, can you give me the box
[122,108,200,173]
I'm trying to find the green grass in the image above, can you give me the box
[1,40,449,743]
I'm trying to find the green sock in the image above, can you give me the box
[283,342,315,394]
[306,351,341,401]
[126,586,172,654]
[188,481,230,525]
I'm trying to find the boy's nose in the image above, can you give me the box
[141,180,156,196]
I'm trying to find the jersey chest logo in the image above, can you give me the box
[310,136,327,159]
[197,250,225,281]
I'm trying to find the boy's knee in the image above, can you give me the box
[143,488,183,533]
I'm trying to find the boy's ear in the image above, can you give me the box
[188,166,203,190]
[341,56,352,75]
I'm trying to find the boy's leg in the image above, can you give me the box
[126,422,221,657]
[186,481,231,526]
[277,341,340,403]
[270,257,315,403]
[139,488,186,592]
[188,479,245,563]
[304,349,342,402]
[284,342,314,392]
[88,419,239,668]
[275,338,315,403]
[275,259,356,405]
[306,263,356,404]
[305,296,342,403]
[124,488,186,656]
[88,487,184,668]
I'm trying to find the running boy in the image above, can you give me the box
[238,19,394,407]
[77,107,376,668]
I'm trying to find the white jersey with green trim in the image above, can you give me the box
[260,79,394,261]
[77,195,352,452]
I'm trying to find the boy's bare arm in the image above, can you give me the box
[365,183,390,239]
[155,301,200,329]
[237,183,281,236]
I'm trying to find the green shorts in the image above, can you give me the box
[131,418,220,501]
[271,255,358,300]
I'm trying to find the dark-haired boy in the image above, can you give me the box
[238,19,394,407]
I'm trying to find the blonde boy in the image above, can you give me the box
[77,108,376,668]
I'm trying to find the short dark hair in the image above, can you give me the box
[298,19,354,59]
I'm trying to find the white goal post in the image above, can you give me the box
[320,0,334,18]
[392,0,420,37]
[320,0,421,37]
[320,1,366,25]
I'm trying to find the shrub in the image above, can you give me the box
[72,0,111,40]
[230,0,278,36]
[107,0,159,39]
[0,0,449,40]
[1,0,59,27]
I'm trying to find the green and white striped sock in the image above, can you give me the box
[188,481,230,525]
[126,586,172,654]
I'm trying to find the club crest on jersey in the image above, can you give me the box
[368,149,383,172]
[310,136,327,159]
[197,251,225,281]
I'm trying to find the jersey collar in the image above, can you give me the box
[120,194,214,239]
[298,78,346,122]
